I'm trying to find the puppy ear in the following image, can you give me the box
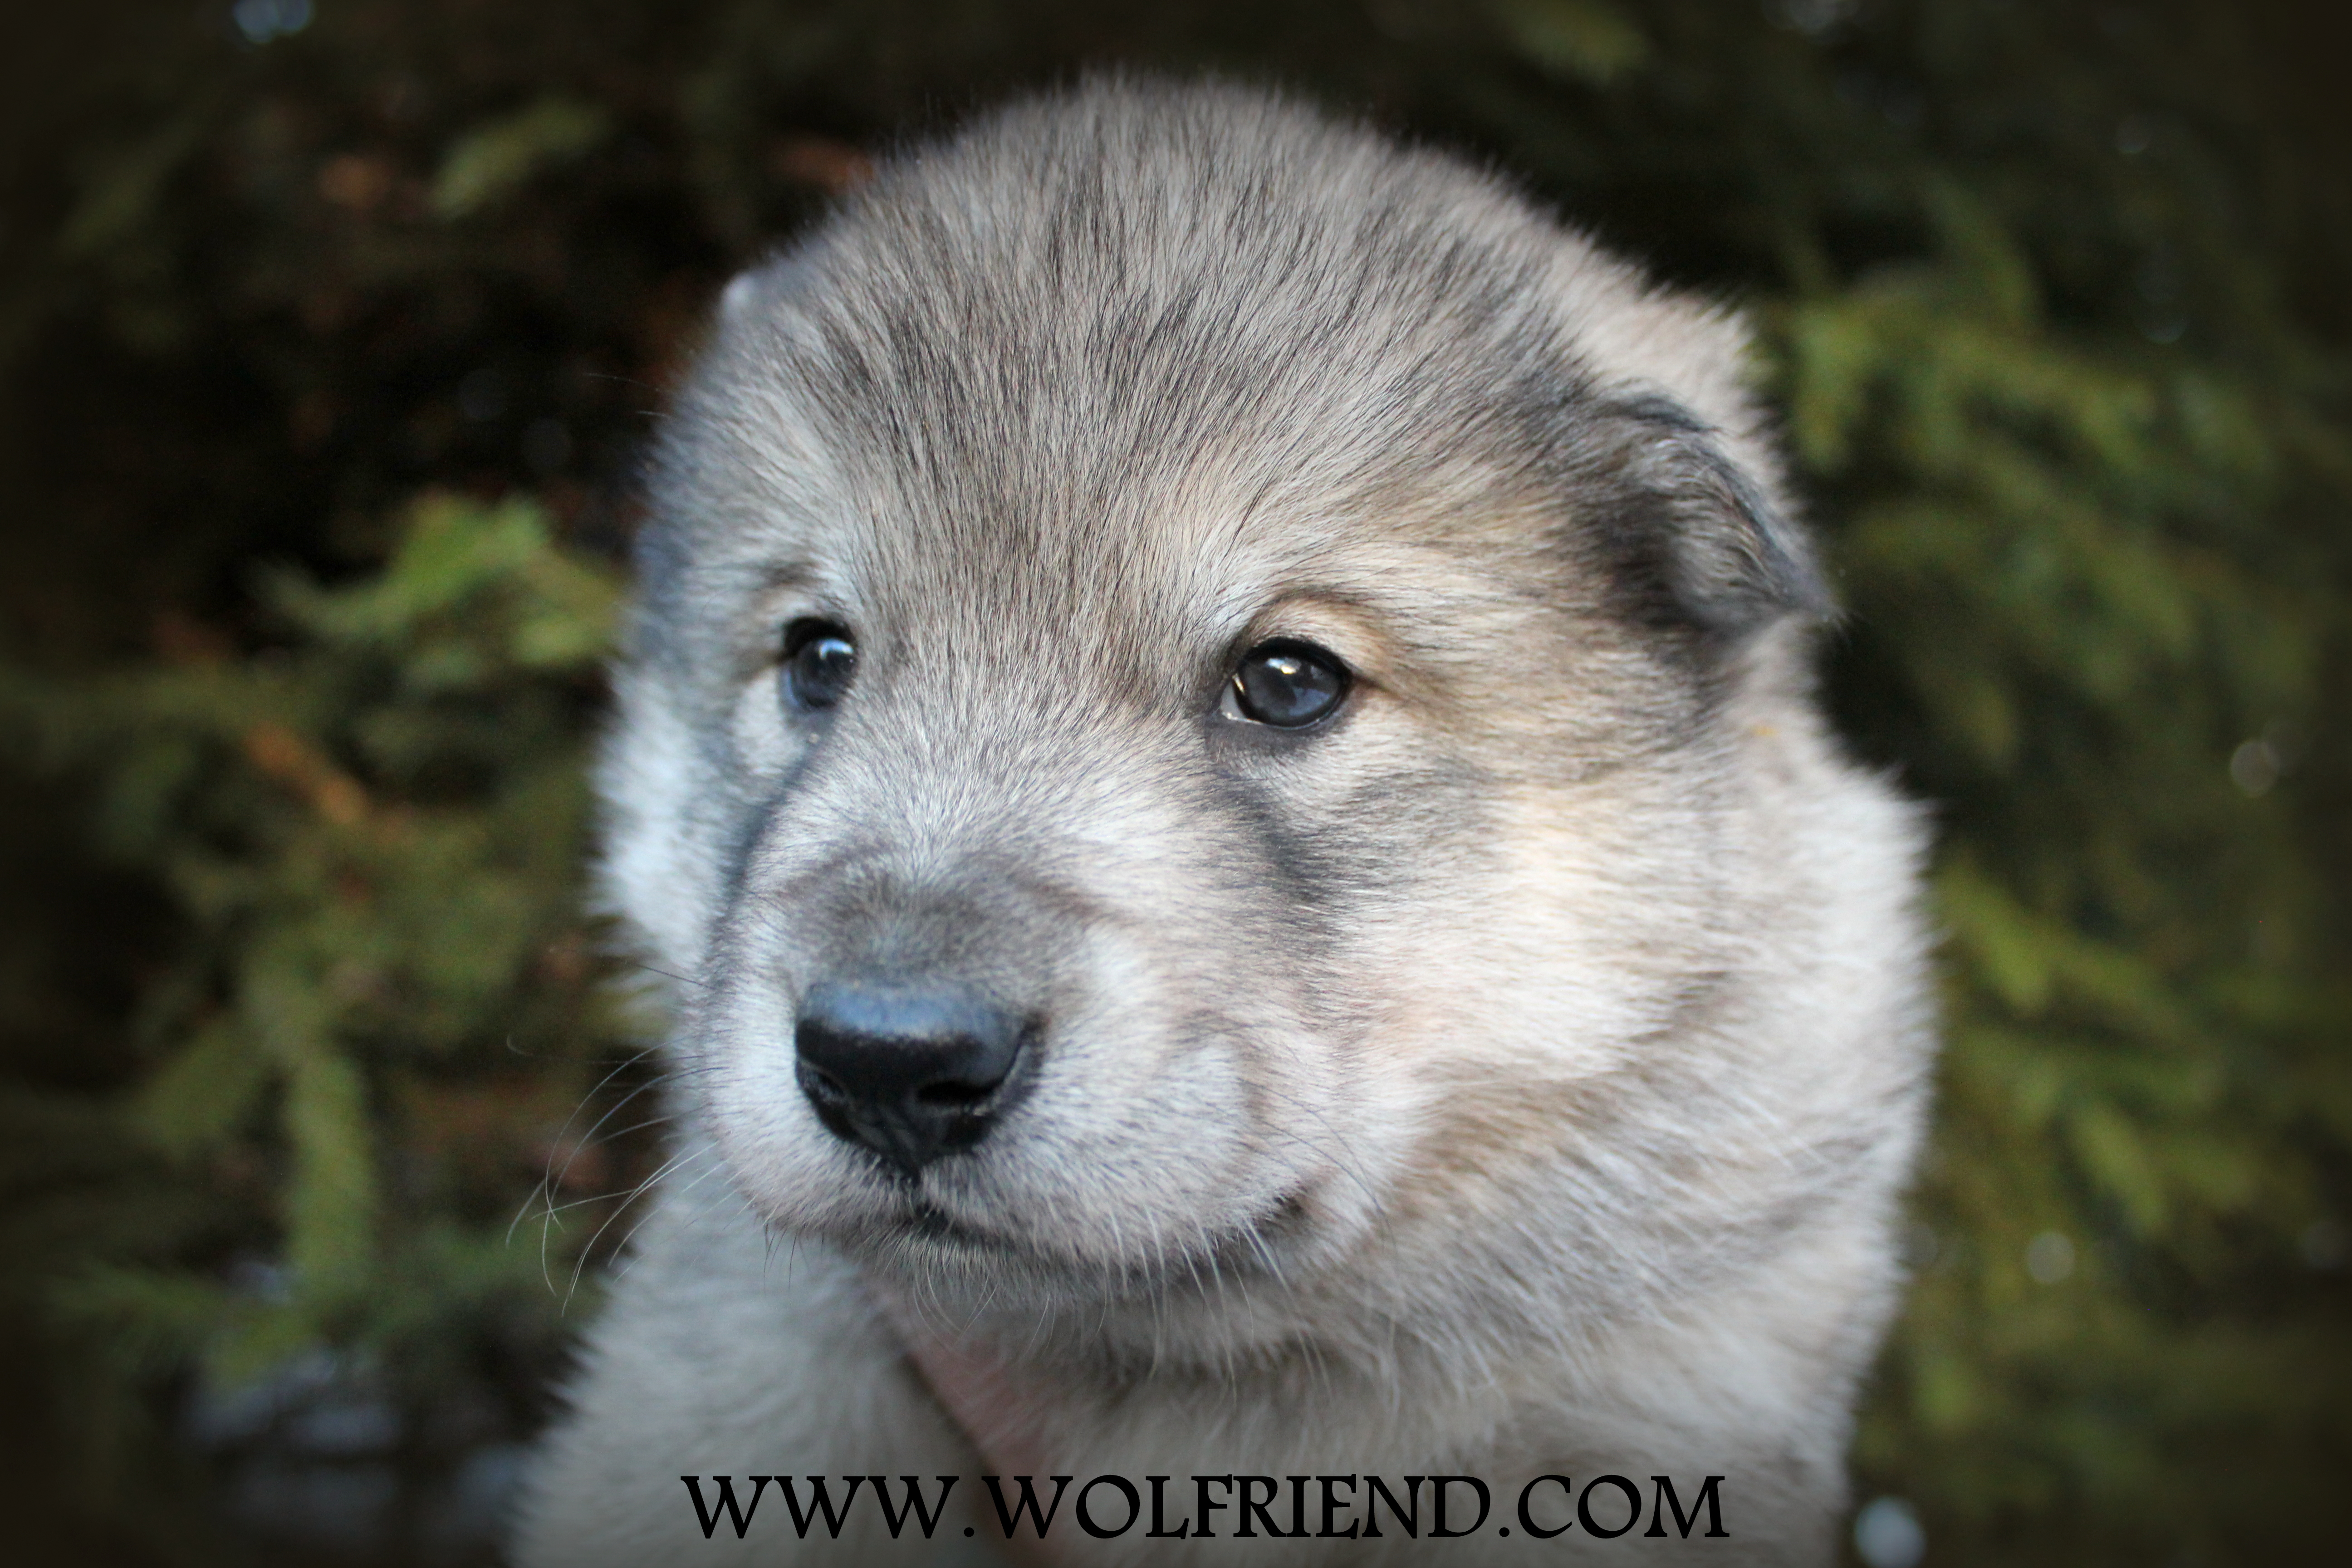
[1563,391,1832,640]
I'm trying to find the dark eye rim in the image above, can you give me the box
[1227,637,1353,730]
[780,616,857,712]
[781,616,852,659]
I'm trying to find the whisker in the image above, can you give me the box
[621,958,710,991]
[559,1146,701,1305]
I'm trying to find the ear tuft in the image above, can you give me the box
[1577,392,1831,639]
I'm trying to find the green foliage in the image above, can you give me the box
[0,494,641,1546]
[431,100,613,220]
[1770,161,2347,1558]
[0,1,2343,1562]
[1490,0,1653,85]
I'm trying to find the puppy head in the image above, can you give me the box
[598,83,1826,1327]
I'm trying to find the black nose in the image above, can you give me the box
[794,984,1031,1175]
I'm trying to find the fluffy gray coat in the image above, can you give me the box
[514,80,1934,1566]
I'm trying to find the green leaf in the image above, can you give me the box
[431,98,612,219]
[1490,0,1651,85]
[131,1020,270,1161]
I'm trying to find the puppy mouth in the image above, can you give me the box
[818,1177,1048,1264]
[899,1198,1012,1252]
[846,1179,1321,1289]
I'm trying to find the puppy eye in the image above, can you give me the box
[1230,640,1350,729]
[781,619,857,712]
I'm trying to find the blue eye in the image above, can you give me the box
[782,619,857,712]
[1230,640,1349,728]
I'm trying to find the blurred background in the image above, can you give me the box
[0,2,2344,1564]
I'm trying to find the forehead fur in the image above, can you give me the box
[644,80,1774,622]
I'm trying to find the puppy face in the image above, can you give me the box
[598,86,1823,1332]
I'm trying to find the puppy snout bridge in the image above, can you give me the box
[794,982,1034,1176]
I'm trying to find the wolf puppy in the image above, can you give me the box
[516,82,1931,1566]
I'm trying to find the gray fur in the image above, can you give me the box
[514,80,1934,1566]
